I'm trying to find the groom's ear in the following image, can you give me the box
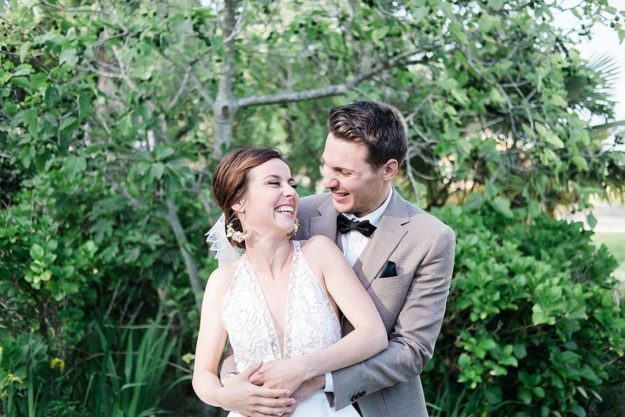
[381,159,399,181]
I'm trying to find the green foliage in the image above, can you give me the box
[593,232,625,283]
[0,333,86,417]
[425,204,625,416]
[2,0,625,415]
[76,319,188,417]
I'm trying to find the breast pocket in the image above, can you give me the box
[368,272,413,331]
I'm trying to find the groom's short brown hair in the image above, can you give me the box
[327,101,408,170]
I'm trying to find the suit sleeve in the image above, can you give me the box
[331,226,456,410]
[218,341,237,378]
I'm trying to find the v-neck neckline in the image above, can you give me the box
[242,241,298,359]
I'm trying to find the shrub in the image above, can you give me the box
[425,204,625,417]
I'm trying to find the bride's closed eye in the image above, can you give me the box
[267,181,298,189]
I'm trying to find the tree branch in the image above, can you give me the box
[165,197,203,312]
[234,47,435,109]
[591,119,625,130]
[101,171,147,210]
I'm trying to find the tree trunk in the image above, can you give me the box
[213,0,237,153]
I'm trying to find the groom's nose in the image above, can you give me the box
[322,173,339,190]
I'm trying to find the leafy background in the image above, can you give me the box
[1,0,624,416]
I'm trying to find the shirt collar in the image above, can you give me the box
[345,186,393,227]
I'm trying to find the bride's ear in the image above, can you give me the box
[231,201,245,214]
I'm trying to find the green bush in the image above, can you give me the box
[0,332,86,417]
[0,318,190,417]
[424,204,625,417]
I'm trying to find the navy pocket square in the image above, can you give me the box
[379,261,397,278]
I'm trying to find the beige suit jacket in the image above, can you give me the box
[296,190,455,417]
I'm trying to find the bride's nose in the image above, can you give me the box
[283,184,296,197]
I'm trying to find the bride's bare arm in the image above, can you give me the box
[192,267,293,414]
[253,236,387,392]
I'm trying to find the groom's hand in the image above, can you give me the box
[280,375,326,417]
[219,362,295,417]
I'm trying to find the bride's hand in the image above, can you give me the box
[250,358,312,394]
[218,362,295,416]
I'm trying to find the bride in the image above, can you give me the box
[192,147,387,417]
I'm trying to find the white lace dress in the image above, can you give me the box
[222,241,359,417]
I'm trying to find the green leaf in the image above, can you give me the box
[449,22,468,44]
[64,155,87,180]
[571,155,588,171]
[518,388,532,404]
[10,77,30,90]
[155,145,175,161]
[78,94,91,120]
[59,48,78,66]
[488,0,504,10]
[491,197,513,218]
[478,338,497,351]
[484,386,502,404]
[586,212,597,229]
[464,193,485,211]
[533,387,545,398]
[19,42,32,63]
[60,116,78,132]
[13,64,33,77]
[151,162,165,180]
[478,14,498,33]
[536,124,565,149]
[30,244,45,260]
[571,405,586,417]
[458,353,471,369]
[549,94,568,107]
[489,88,505,105]
[513,343,527,359]
[30,73,47,90]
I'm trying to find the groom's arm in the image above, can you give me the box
[331,226,456,410]
[219,343,237,379]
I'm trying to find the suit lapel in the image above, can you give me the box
[308,191,411,289]
[355,191,410,289]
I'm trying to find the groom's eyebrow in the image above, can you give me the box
[321,157,352,172]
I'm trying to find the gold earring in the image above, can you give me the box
[226,219,250,243]
[287,218,300,240]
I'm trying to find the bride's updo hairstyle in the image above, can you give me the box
[212,147,286,248]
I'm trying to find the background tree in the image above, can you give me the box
[1,1,624,416]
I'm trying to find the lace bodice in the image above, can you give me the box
[222,241,341,372]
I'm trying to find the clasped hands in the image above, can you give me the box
[220,358,325,417]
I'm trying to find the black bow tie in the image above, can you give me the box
[337,214,377,237]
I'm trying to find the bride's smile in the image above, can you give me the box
[235,158,300,241]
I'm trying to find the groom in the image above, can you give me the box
[221,101,455,417]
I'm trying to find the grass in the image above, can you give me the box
[593,232,625,285]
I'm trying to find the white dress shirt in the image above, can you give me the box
[325,187,394,393]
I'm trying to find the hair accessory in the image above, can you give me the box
[287,218,300,240]
[205,214,243,264]
[226,218,250,243]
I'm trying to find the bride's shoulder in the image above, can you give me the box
[204,260,241,294]
[299,235,340,256]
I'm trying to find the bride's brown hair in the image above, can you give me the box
[212,147,286,248]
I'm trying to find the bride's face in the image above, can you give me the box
[235,158,299,237]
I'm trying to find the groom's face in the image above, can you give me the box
[321,133,389,217]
